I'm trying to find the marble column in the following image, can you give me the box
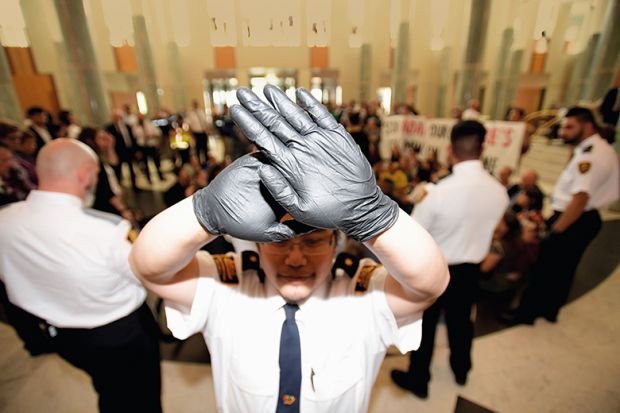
[53,42,88,123]
[53,0,109,126]
[435,47,451,117]
[391,22,410,106]
[541,2,572,108]
[359,43,371,102]
[489,28,514,119]
[565,34,600,105]
[500,49,524,115]
[584,0,620,101]
[133,15,160,115]
[167,42,186,111]
[0,48,22,122]
[455,0,491,108]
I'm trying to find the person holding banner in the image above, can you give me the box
[514,107,619,324]
[391,120,509,399]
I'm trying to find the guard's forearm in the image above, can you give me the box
[129,196,215,283]
[365,209,449,302]
[552,192,588,233]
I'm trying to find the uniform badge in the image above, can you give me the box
[578,161,591,174]
[212,254,239,284]
[282,394,296,405]
[355,264,378,294]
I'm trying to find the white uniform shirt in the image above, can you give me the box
[187,109,209,133]
[166,253,421,413]
[551,134,620,211]
[0,190,146,328]
[412,160,509,265]
[132,121,162,147]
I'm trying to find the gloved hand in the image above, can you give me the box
[192,152,313,242]
[230,85,399,242]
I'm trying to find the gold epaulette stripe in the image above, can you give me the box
[355,264,378,294]
[213,255,239,284]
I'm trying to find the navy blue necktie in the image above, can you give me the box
[276,303,301,412]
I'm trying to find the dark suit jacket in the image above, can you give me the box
[28,125,55,156]
[105,122,136,162]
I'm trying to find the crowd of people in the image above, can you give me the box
[0,85,618,411]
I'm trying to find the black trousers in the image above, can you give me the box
[113,156,137,189]
[407,263,480,385]
[138,146,164,180]
[519,209,602,321]
[193,131,209,165]
[6,302,162,413]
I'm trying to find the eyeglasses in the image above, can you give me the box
[261,234,335,256]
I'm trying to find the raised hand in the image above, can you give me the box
[192,152,313,242]
[230,85,399,242]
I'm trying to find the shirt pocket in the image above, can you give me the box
[304,348,364,409]
[228,347,278,412]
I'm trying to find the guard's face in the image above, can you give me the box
[559,117,584,144]
[259,230,336,304]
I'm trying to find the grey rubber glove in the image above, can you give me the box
[230,85,399,242]
[192,152,313,242]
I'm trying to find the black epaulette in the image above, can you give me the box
[241,250,265,283]
[331,252,360,279]
[582,145,593,153]
[242,251,260,271]
[212,254,239,284]
[354,264,379,294]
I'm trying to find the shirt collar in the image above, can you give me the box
[27,190,83,209]
[452,159,483,174]
[576,133,600,150]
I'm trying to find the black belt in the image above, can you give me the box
[41,303,154,347]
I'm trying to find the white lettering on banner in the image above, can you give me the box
[379,116,525,175]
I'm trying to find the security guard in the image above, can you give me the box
[130,85,449,413]
[391,120,509,398]
[516,107,619,324]
[0,139,162,413]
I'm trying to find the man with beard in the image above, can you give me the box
[0,139,162,412]
[516,107,619,324]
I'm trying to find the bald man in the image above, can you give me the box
[507,169,544,212]
[0,139,162,412]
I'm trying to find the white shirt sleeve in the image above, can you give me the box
[569,154,595,196]
[110,220,143,284]
[367,265,423,354]
[411,187,436,232]
[164,251,230,340]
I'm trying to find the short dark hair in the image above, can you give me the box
[58,110,71,126]
[0,121,19,139]
[26,106,45,117]
[77,127,99,154]
[564,106,596,126]
[450,120,486,160]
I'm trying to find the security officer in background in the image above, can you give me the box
[0,139,162,413]
[391,120,509,398]
[130,85,450,413]
[516,107,619,324]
